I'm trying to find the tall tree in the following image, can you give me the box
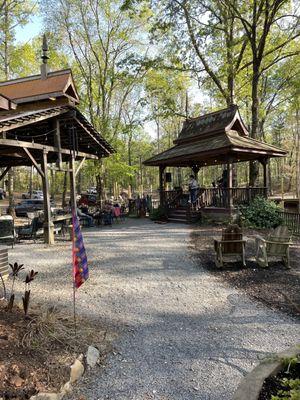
[41,0,151,197]
[223,0,299,183]
[0,0,35,208]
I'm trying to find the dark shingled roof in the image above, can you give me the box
[144,105,287,167]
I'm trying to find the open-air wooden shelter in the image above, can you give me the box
[144,105,287,220]
[0,36,114,243]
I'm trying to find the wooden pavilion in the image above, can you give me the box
[0,36,114,243]
[144,105,287,221]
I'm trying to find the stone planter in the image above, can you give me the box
[233,345,300,400]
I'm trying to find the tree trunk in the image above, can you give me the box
[156,117,160,152]
[249,64,260,186]
[296,107,300,211]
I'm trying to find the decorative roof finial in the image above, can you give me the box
[41,34,49,79]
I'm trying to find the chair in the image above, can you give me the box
[0,216,15,248]
[0,247,9,299]
[255,225,292,269]
[17,216,43,241]
[214,224,246,268]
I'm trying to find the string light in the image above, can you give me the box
[8,128,57,141]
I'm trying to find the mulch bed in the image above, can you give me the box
[258,357,300,399]
[0,301,114,400]
[190,224,300,319]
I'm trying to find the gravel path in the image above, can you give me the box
[10,219,300,400]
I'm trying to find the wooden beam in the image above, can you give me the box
[0,166,11,182]
[74,117,110,155]
[41,150,54,245]
[23,148,45,178]
[227,159,233,210]
[159,166,166,207]
[75,157,86,177]
[0,138,99,159]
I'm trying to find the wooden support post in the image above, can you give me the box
[260,158,269,197]
[159,165,165,207]
[192,165,200,180]
[227,159,233,210]
[41,150,54,245]
[54,119,63,170]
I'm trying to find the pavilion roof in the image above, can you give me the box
[0,104,115,167]
[144,105,287,167]
[0,94,17,111]
[0,69,79,104]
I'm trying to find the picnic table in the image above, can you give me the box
[52,214,72,237]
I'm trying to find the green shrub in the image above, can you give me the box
[150,206,168,221]
[240,197,283,229]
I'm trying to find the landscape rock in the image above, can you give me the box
[60,381,72,396]
[86,345,100,368]
[11,375,24,387]
[70,359,84,383]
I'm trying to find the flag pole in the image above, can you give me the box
[69,153,77,336]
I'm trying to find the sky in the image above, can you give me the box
[15,15,42,43]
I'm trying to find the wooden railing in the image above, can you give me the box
[199,187,268,208]
[161,186,267,211]
[277,211,300,235]
[164,189,185,209]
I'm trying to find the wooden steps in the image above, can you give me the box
[167,207,200,224]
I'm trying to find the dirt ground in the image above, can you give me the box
[191,224,300,319]
[0,300,114,400]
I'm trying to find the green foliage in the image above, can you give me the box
[149,205,168,221]
[240,197,283,229]
[271,378,300,400]
[270,356,300,399]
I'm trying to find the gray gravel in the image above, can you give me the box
[10,219,300,400]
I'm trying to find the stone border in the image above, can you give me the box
[233,344,300,400]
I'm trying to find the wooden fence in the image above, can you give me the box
[277,211,300,235]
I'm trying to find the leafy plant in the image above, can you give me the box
[22,270,38,317]
[149,206,168,221]
[240,197,283,229]
[271,378,300,399]
[271,356,300,400]
[7,262,24,311]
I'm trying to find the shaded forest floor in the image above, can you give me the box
[190,224,300,319]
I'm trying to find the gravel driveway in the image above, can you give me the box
[10,219,300,400]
